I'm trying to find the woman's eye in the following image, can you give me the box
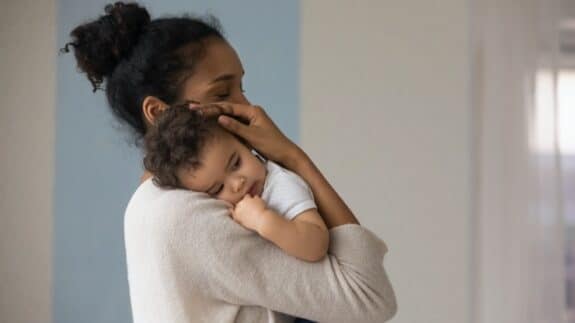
[215,93,230,100]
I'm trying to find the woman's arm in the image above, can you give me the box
[197,103,360,229]
[154,192,397,323]
[282,148,359,228]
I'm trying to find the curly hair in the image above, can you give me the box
[62,2,225,145]
[143,104,220,189]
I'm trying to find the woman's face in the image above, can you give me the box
[179,38,250,105]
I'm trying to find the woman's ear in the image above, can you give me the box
[142,96,169,126]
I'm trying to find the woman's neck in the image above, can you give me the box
[140,170,153,184]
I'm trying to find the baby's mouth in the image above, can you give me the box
[248,181,261,197]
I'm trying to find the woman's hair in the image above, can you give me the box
[62,2,225,145]
[143,105,220,189]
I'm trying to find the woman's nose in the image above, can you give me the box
[232,92,250,105]
[232,176,246,193]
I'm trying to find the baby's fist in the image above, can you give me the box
[231,195,268,232]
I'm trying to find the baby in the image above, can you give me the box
[143,104,329,262]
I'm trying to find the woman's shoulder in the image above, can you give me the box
[126,178,193,210]
[124,178,230,229]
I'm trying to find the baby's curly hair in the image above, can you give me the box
[143,104,220,189]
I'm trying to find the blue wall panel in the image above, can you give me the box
[55,1,299,321]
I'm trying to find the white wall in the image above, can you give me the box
[0,0,473,322]
[0,1,55,322]
[300,1,472,322]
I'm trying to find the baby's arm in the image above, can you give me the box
[259,208,329,262]
[231,196,329,262]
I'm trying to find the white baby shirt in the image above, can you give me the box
[261,161,317,220]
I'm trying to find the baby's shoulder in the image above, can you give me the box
[264,161,310,191]
[266,161,300,181]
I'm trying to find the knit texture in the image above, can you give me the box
[124,178,397,322]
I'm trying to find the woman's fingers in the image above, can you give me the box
[189,102,254,137]
[218,115,250,138]
[191,102,261,123]
[214,102,256,120]
[187,101,300,165]
[188,103,224,117]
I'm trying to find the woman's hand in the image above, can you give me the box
[193,102,303,167]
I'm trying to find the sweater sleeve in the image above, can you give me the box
[166,193,397,323]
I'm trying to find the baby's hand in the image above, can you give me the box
[230,195,269,232]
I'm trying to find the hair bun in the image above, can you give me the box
[64,2,150,91]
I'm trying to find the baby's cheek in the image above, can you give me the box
[220,193,241,206]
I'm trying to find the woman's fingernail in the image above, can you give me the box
[218,115,230,125]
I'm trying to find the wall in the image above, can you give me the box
[0,1,472,322]
[300,1,472,322]
[0,0,56,322]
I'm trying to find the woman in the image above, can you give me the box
[64,2,397,322]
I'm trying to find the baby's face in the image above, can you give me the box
[176,129,267,205]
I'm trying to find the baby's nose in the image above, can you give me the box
[233,176,246,193]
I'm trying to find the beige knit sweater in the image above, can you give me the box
[124,178,397,323]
